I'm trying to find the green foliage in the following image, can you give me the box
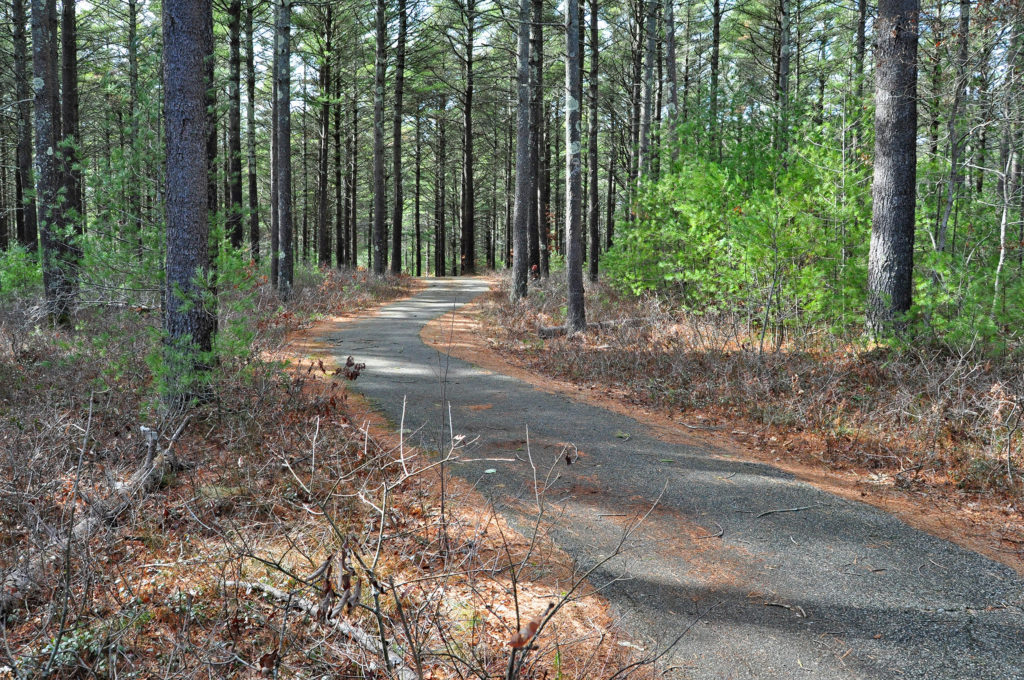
[604,121,870,340]
[0,245,43,298]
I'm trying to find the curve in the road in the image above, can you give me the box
[324,277,1024,680]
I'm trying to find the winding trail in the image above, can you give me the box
[324,277,1023,680]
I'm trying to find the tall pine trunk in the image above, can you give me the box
[460,0,476,274]
[565,0,585,333]
[868,0,919,331]
[317,8,333,266]
[391,0,407,274]
[33,0,75,320]
[372,0,387,274]
[61,0,83,233]
[228,0,244,249]
[274,0,294,295]
[334,64,345,267]
[415,112,423,277]
[511,0,532,299]
[587,0,600,281]
[13,0,38,250]
[162,0,216,403]
[528,0,542,273]
[246,2,259,261]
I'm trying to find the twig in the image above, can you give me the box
[755,504,821,518]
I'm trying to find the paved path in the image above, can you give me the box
[325,278,1024,680]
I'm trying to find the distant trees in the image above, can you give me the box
[0,0,1020,348]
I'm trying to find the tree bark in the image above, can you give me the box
[934,0,969,255]
[33,0,75,320]
[415,112,423,277]
[246,2,259,261]
[588,0,600,282]
[274,0,294,295]
[565,0,586,333]
[349,88,358,266]
[664,0,678,162]
[436,111,447,276]
[61,0,82,233]
[460,0,476,275]
[13,0,38,250]
[228,0,244,249]
[389,0,405,276]
[852,0,867,156]
[528,0,542,274]
[318,7,333,267]
[511,0,532,300]
[868,0,919,332]
[391,0,407,274]
[372,0,387,274]
[710,0,722,159]
[775,0,791,154]
[163,0,215,402]
[334,60,345,267]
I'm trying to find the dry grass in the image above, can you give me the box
[481,272,1024,501]
[0,268,646,679]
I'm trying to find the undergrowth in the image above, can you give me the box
[485,273,1024,501]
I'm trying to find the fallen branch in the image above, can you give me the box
[537,318,646,338]
[224,579,418,680]
[0,417,190,616]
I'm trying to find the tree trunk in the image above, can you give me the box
[460,0,476,275]
[372,0,387,274]
[710,0,722,159]
[436,112,447,276]
[775,0,791,154]
[852,0,867,156]
[246,2,259,261]
[934,0,969,255]
[13,0,38,251]
[391,0,407,274]
[528,0,542,274]
[318,7,333,267]
[334,62,345,268]
[681,0,692,123]
[227,0,243,249]
[664,0,678,162]
[606,134,616,249]
[61,0,83,236]
[588,0,600,282]
[271,74,279,285]
[868,0,919,332]
[415,112,422,277]
[565,0,586,333]
[349,89,358,266]
[637,0,656,176]
[163,0,216,402]
[511,0,532,300]
[274,0,294,296]
[301,88,309,263]
[33,0,75,320]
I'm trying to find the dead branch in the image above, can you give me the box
[224,579,418,680]
[0,417,190,616]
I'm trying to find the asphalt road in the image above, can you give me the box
[324,277,1024,680]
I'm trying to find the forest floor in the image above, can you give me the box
[434,274,1024,578]
[0,271,632,679]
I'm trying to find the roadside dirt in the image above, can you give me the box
[420,281,1024,577]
